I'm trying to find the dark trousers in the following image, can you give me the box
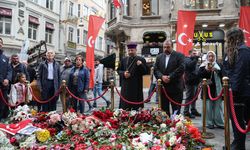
[69,85,87,113]
[41,80,58,112]
[184,84,197,113]
[161,87,183,116]
[0,86,9,120]
[230,96,249,150]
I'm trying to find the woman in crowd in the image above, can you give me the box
[199,51,224,129]
[68,55,90,113]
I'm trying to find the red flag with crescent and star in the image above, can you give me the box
[86,15,105,88]
[239,6,250,47]
[113,0,121,8]
[176,10,196,56]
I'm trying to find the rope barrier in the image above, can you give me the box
[115,87,157,105]
[229,89,250,134]
[162,85,202,106]
[66,87,109,102]
[29,87,62,104]
[0,89,24,108]
[207,85,224,101]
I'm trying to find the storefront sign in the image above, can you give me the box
[193,30,225,42]
[142,46,163,56]
[67,41,76,49]
[18,1,25,35]
[0,7,12,16]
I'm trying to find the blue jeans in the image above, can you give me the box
[93,83,108,104]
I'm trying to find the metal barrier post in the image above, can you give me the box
[157,79,162,109]
[110,80,115,110]
[202,78,215,139]
[61,80,67,113]
[223,77,230,150]
[25,81,30,104]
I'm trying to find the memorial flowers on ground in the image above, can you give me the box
[0,105,207,149]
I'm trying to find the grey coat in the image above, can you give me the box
[37,60,61,92]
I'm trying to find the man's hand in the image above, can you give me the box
[136,60,142,66]
[2,79,9,86]
[162,75,170,83]
[124,71,131,79]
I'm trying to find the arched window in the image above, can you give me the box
[142,0,159,16]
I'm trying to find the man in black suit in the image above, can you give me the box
[154,40,185,116]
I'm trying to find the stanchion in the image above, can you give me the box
[110,80,115,110]
[223,77,230,150]
[61,80,67,113]
[202,78,215,139]
[157,79,162,109]
[25,81,30,104]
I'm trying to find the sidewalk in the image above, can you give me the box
[58,88,250,150]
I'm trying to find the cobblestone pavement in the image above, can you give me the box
[56,88,250,150]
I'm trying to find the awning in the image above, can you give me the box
[0,7,12,16]
[29,16,39,25]
[46,22,54,30]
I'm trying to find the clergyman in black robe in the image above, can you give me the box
[117,42,147,110]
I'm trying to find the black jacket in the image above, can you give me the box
[0,50,12,86]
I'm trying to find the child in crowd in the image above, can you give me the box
[9,73,32,105]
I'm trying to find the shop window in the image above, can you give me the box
[0,16,11,35]
[241,0,250,6]
[185,0,218,9]
[142,0,159,16]
[78,4,81,17]
[98,37,103,50]
[28,23,38,40]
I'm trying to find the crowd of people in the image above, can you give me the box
[0,27,249,149]
[118,28,249,150]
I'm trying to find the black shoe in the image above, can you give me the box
[93,102,97,108]
[206,125,215,129]
[191,110,201,117]
[106,101,111,108]
[216,125,224,129]
[184,112,195,119]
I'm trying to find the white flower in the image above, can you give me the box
[19,134,36,148]
[139,132,153,144]
[153,138,161,145]
[130,110,137,117]
[135,142,147,150]
[169,136,177,146]
[160,123,167,128]
[176,121,184,129]
[0,131,15,150]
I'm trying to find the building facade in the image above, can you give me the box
[0,0,60,57]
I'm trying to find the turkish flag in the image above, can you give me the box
[113,0,121,8]
[239,6,250,47]
[0,119,31,135]
[86,15,105,88]
[176,10,196,56]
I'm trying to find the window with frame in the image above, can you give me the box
[0,16,12,35]
[83,30,88,45]
[78,4,81,17]
[110,3,116,20]
[91,7,97,15]
[142,0,159,16]
[68,27,74,42]
[69,2,74,16]
[241,0,250,6]
[77,29,80,44]
[83,5,88,19]
[28,23,38,40]
[45,28,53,44]
[185,0,218,9]
[46,0,53,10]
[98,37,103,50]
[123,0,129,16]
